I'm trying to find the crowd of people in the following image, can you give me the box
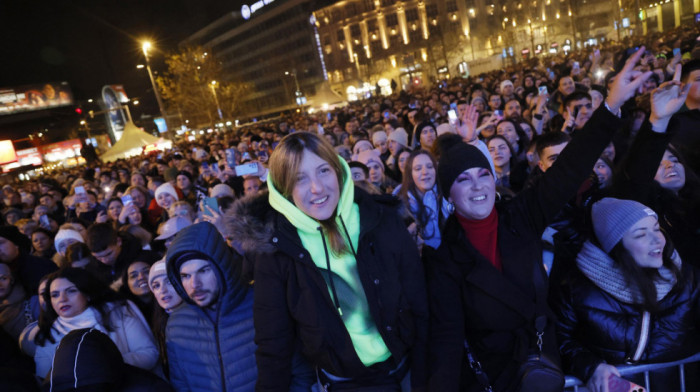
[1,23,700,392]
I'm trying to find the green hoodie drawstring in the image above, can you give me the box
[318,226,343,317]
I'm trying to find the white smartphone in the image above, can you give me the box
[448,109,458,125]
[235,163,259,176]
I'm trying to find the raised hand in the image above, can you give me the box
[605,47,653,113]
[456,104,479,143]
[95,210,108,223]
[650,64,690,127]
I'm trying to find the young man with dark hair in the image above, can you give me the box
[85,223,149,285]
[561,91,594,133]
[164,222,259,392]
[536,132,572,173]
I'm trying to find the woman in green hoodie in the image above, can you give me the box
[231,132,428,391]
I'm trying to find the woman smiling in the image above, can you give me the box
[229,132,428,390]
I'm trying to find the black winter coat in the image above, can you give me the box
[425,106,622,391]
[229,188,428,391]
[551,263,700,385]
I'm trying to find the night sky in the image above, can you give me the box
[0,0,237,140]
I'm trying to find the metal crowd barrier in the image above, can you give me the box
[564,352,700,392]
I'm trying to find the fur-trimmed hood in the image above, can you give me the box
[226,191,278,256]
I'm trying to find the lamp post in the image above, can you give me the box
[285,70,304,106]
[209,81,223,120]
[141,41,167,126]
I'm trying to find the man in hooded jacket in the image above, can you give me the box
[165,222,257,392]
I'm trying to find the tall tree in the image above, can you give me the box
[156,46,251,127]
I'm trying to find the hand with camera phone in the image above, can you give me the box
[608,374,645,392]
[562,106,578,133]
[39,214,51,229]
[200,198,226,236]
[588,363,620,392]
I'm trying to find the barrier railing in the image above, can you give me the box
[564,352,700,392]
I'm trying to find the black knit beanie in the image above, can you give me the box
[176,170,193,183]
[438,142,492,196]
[0,226,31,253]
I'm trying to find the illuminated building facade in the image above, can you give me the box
[313,0,696,99]
[313,0,619,97]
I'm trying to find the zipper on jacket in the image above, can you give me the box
[632,311,651,362]
[215,314,226,389]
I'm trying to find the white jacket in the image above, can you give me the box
[29,300,159,378]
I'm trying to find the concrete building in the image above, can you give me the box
[182,0,335,115]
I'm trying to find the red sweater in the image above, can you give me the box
[457,209,502,272]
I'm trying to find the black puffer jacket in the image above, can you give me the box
[228,188,428,391]
[552,262,700,383]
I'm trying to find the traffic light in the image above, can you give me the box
[75,108,83,115]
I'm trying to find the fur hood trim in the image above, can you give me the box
[226,191,277,255]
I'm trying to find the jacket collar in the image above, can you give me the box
[441,215,537,320]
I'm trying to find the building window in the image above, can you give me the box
[346,3,357,17]
[367,19,377,31]
[370,40,383,55]
[381,0,395,7]
[446,0,458,12]
[363,0,375,11]
[409,29,422,43]
[332,9,343,22]
[337,29,345,41]
[405,8,419,22]
[350,24,361,37]
[426,3,438,17]
[385,13,398,26]
[389,34,401,48]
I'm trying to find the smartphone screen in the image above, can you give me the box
[40,215,50,227]
[538,86,548,95]
[201,197,219,217]
[448,110,458,125]
[225,148,237,168]
[494,110,504,118]
[235,163,258,176]
[121,194,133,206]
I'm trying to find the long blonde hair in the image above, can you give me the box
[269,132,350,255]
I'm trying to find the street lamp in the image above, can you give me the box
[141,41,167,127]
[209,81,223,120]
[285,70,305,106]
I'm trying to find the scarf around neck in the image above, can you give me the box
[53,306,107,337]
[576,240,679,305]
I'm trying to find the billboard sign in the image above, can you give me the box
[0,147,43,173]
[102,85,128,142]
[41,139,82,163]
[0,81,73,116]
[241,0,275,20]
[0,140,17,164]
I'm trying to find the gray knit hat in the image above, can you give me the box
[591,198,658,253]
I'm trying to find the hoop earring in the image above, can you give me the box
[495,192,502,203]
[446,201,455,215]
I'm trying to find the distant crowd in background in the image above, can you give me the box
[1,22,700,392]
